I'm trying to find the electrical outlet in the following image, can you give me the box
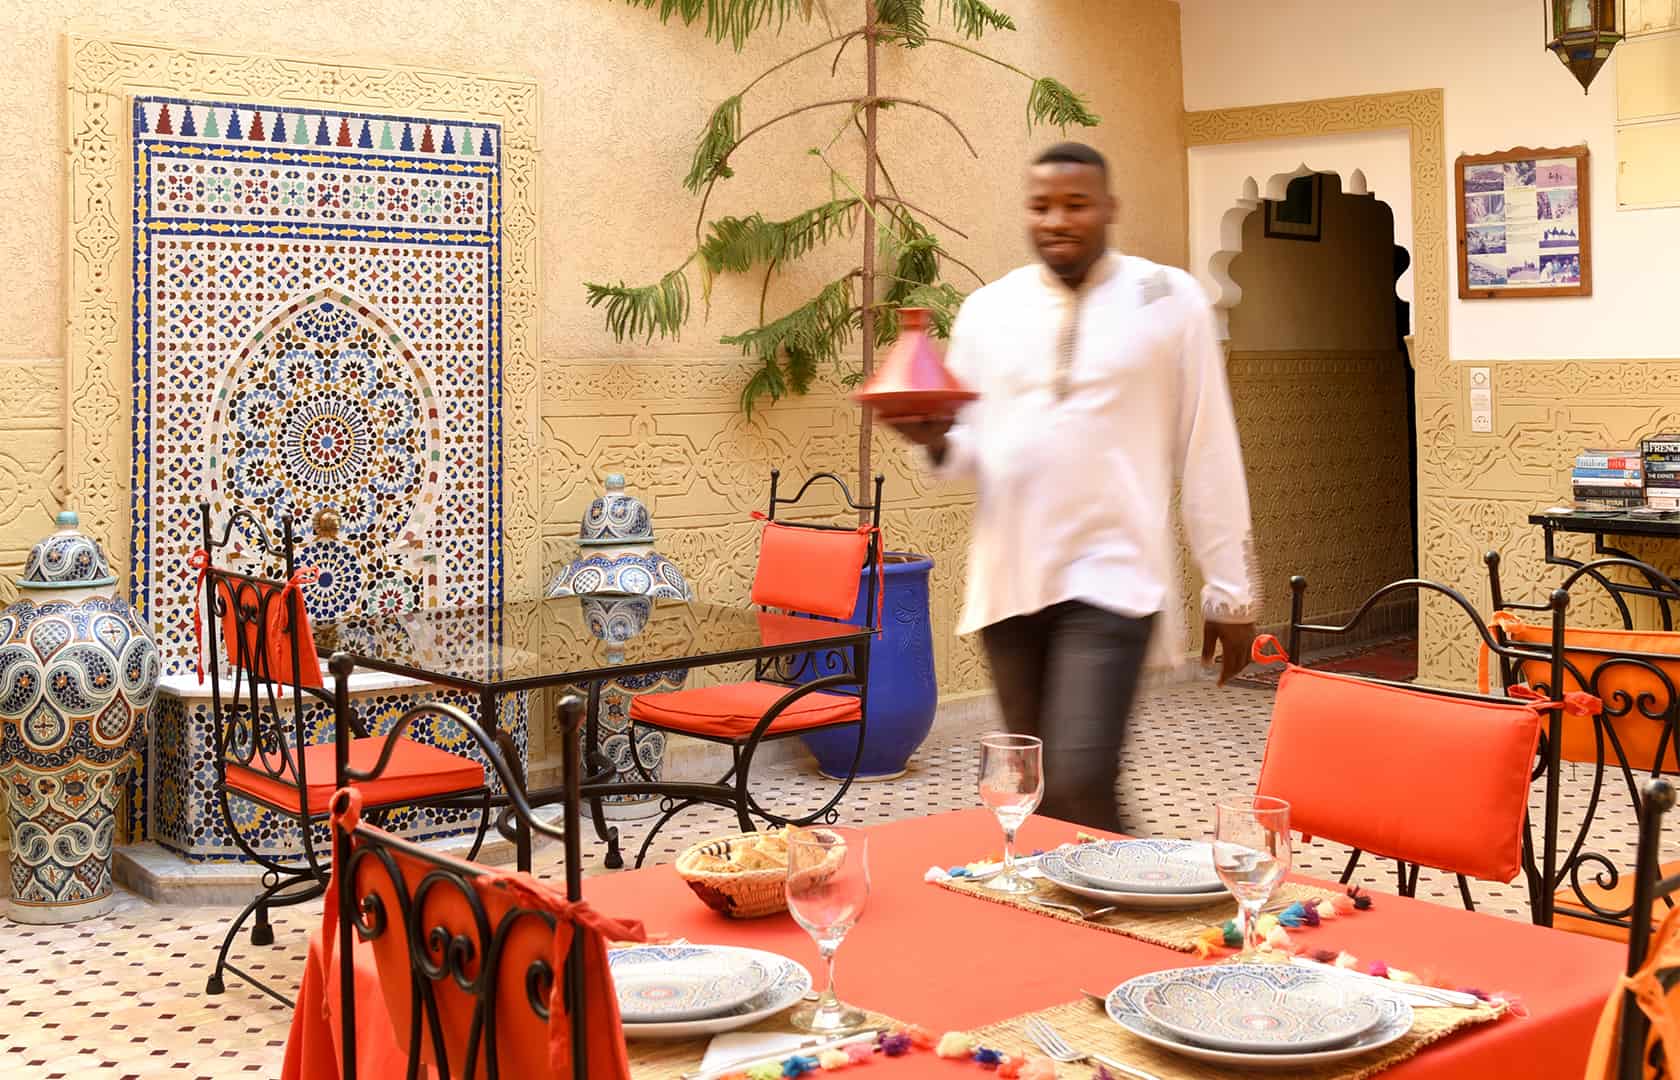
[1469,367,1493,433]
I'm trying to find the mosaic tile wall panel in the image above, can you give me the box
[146,686,528,862]
[130,96,504,675]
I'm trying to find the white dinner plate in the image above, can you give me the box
[1038,848,1232,911]
[612,946,813,1040]
[1134,963,1385,1053]
[1106,970,1414,1069]
[1062,840,1226,894]
[612,946,770,1023]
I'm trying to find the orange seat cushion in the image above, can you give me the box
[1551,857,1680,943]
[1256,664,1543,883]
[227,736,485,815]
[1488,620,1680,774]
[629,681,861,740]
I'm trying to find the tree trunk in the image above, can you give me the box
[858,0,878,524]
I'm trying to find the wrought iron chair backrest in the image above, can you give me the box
[1487,552,1680,936]
[755,469,885,687]
[199,502,338,871]
[1616,778,1680,1080]
[1286,574,1572,921]
[332,688,601,1080]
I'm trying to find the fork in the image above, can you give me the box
[1029,895,1119,921]
[1024,1016,1161,1080]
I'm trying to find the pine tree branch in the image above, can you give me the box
[877,195,968,240]
[700,198,863,278]
[875,0,930,45]
[941,0,1015,38]
[622,0,816,52]
[876,97,979,156]
[584,267,694,343]
[691,97,867,244]
[852,114,904,199]
[909,35,1102,131]
[726,274,861,414]
[934,246,986,286]
[742,27,867,98]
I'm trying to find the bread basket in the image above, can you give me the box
[674,832,789,919]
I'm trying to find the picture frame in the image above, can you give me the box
[1263,173,1323,242]
[1455,144,1591,299]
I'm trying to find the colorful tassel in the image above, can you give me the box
[973,1047,1005,1067]
[844,1042,875,1065]
[817,1049,851,1069]
[782,1055,819,1077]
[936,1033,975,1059]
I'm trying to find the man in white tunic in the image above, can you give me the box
[888,143,1260,832]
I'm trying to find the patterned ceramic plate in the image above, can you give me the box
[611,946,770,1023]
[615,947,812,1039]
[1061,840,1225,894]
[1037,849,1231,910]
[1135,964,1384,1052]
[1107,967,1414,1069]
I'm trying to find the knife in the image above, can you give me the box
[1289,957,1482,1008]
[680,1028,884,1080]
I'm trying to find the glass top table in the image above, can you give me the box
[318,595,870,694]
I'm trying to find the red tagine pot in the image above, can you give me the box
[850,307,977,419]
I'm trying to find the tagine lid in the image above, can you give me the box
[20,510,118,589]
[851,307,978,418]
[578,473,655,546]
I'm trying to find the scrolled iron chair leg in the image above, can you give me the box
[250,903,275,946]
[1456,874,1476,912]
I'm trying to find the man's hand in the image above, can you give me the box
[881,415,955,461]
[1202,620,1257,686]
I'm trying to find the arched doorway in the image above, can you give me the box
[1223,170,1420,668]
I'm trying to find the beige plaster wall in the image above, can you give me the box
[3,3,1190,735]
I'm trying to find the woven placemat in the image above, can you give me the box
[933,875,1343,951]
[968,996,1505,1080]
[626,1006,903,1080]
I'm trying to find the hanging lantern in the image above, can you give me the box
[1544,0,1625,93]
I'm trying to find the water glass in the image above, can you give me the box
[1212,795,1292,957]
[977,732,1044,894]
[785,826,870,1034]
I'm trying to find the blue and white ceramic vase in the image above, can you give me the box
[547,475,692,819]
[0,511,159,923]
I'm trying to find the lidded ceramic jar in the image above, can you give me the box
[0,511,159,922]
[546,476,691,818]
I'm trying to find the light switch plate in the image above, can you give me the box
[1469,367,1493,433]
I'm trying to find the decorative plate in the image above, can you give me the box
[1061,840,1224,894]
[614,947,812,1039]
[1038,849,1230,911]
[1135,964,1384,1052]
[612,946,770,1023]
[1107,969,1413,1070]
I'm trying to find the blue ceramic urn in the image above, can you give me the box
[0,511,160,923]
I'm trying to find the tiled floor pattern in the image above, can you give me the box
[0,676,1663,1077]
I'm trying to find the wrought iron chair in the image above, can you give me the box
[622,470,882,867]
[1600,778,1679,1080]
[1257,574,1570,919]
[1487,552,1680,939]
[198,505,496,1004]
[330,689,638,1080]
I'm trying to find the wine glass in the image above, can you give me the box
[1212,795,1293,957]
[977,733,1044,894]
[785,826,871,1034]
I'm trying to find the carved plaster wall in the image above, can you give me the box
[1185,89,1679,685]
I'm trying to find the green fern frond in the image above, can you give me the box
[876,0,929,46]
[685,95,742,193]
[1028,77,1100,131]
[699,198,862,277]
[941,0,1015,37]
[897,282,966,337]
[622,0,813,51]
[724,276,857,414]
[584,270,692,343]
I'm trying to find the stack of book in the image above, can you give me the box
[1574,449,1644,509]
[1645,436,1680,510]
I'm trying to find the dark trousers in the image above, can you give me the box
[980,601,1155,834]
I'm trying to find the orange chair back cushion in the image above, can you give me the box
[1487,620,1680,774]
[1257,663,1543,882]
[751,521,869,621]
[350,841,586,1078]
[214,576,322,688]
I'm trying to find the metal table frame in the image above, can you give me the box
[1529,511,1680,629]
[325,608,872,870]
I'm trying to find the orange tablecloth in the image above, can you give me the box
[287,808,1625,1078]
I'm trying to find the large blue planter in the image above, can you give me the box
[799,553,938,780]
